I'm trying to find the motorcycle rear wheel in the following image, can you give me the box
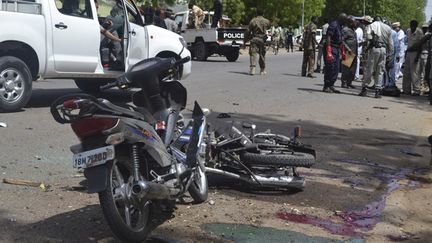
[241,151,315,168]
[99,159,153,243]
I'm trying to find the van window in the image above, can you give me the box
[55,0,93,18]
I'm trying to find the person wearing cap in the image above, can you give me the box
[392,22,406,80]
[403,20,424,96]
[358,16,393,98]
[322,13,347,93]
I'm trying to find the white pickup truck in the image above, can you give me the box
[174,11,245,62]
[0,0,191,112]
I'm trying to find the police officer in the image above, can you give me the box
[244,8,271,75]
[286,27,294,52]
[323,13,347,93]
[302,16,318,78]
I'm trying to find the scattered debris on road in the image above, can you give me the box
[386,232,416,242]
[399,149,423,157]
[0,122,7,128]
[406,170,432,184]
[372,106,389,110]
[3,178,47,190]
[217,113,231,118]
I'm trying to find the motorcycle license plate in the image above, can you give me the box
[72,145,115,169]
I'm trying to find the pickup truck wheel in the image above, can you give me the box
[194,41,208,61]
[225,51,240,62]
[0,56,32,112]
[74,79,102,93]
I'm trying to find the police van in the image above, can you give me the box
[175,11,246,62]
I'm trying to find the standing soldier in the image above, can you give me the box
[403,20,424,95]
[244,8,271,75]
[358,16,393,98]
[323,13,347,93]
[302,16,319,78]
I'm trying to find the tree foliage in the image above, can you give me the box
[136,0,427,29]
[241,0,325,27]
[322,0,427,28]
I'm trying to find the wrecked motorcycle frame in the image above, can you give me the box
[205,122,316,190]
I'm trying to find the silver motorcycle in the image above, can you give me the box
[51,57,209,242]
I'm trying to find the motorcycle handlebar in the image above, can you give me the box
[174,56,191,67]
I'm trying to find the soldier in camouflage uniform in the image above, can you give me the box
[302,16,318,78]
[244,9,271,75]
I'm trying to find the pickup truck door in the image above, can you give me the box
[50,0,99,73]
[122,0,147,70]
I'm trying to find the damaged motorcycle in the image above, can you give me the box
[50,57,209,242]
[205,122,316,190]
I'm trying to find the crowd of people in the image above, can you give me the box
[307,14,432,101]
[245,9,432,104]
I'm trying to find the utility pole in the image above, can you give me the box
[363,0,366,16]
[301,0,305,32]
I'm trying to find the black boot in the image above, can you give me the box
[314,65,321,73]
[341,81,348,88]
[358,87,367,96]
[329,86,341,93]
[374,89,382,99]
[322,85,333,93]
[347,82,356,89]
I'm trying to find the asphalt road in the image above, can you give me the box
[1,51,431,242]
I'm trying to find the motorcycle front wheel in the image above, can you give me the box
[188,165,208,203]
[99,159,153,243]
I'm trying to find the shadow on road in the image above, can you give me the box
[0,205,182,243]
[228,71,252,76]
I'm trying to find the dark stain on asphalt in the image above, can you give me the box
[277,159,426,237]
[202,223,364,243]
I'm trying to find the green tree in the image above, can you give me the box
[223,0,245,25]
[241,0,325,27]
[321,0,426,28]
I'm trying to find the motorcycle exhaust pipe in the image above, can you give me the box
[132,180,179,200]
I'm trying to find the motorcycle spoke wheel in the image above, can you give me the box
[111,163,149,232]
[99,160,153,242]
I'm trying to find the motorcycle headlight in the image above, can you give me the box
[179,37,188,48]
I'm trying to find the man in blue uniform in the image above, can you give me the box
[323,13,347,93]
